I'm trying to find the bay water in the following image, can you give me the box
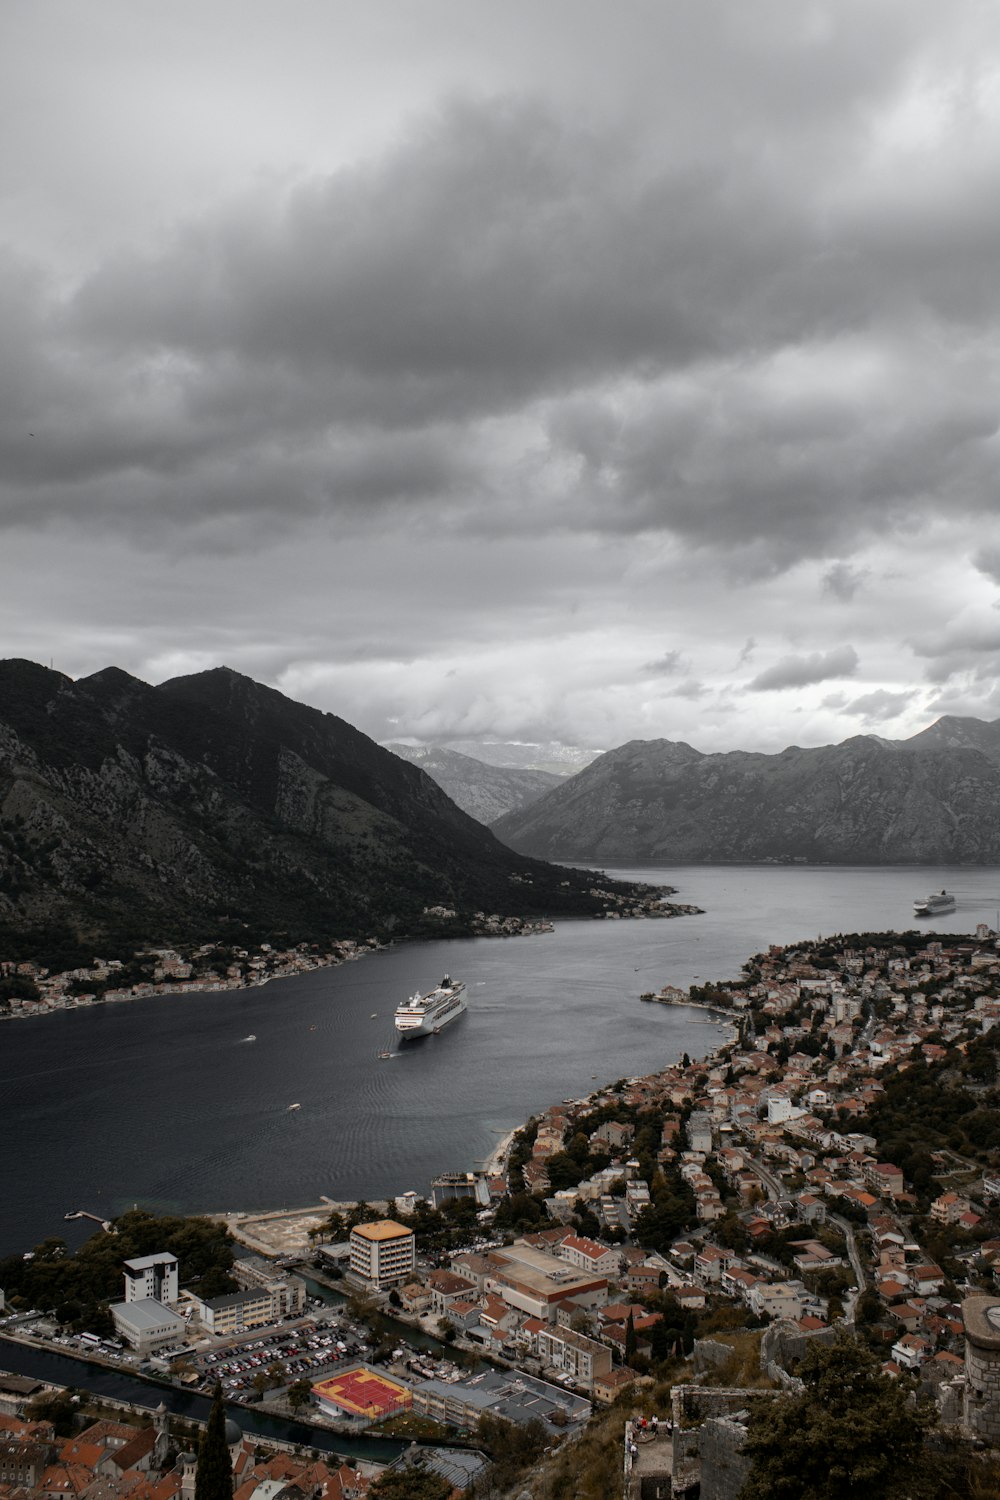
[3,863,1000,1254]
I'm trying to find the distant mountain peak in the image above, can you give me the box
[385,741,563,825]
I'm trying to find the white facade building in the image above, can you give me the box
[123,1254,179,1305]
[111,1298,185,1354]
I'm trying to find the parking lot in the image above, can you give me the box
[199,1314,369,1399]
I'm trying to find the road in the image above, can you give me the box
[746,1153,867,1320]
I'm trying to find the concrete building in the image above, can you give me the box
[536,1326,612,1390]
[427,1270,478,1317]
[192,1287,282,1335]
[485,1243,608,1322]
[123,1254,179,1305]
[411,1368,589,1431]
[110,1298,185,1354]
[231,1256,305,1317]
[348,1221,415,1291]
[687,1112,714,1153]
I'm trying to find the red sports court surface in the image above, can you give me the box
[312,1366,412,1419]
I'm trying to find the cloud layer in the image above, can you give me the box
[3,0,1000,752]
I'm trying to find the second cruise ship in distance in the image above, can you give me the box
[914,889,957,916]
[394,975,467,1039]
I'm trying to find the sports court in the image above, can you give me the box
[312,1365,412,1422]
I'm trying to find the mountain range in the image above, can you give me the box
[0,660,644,965]
[384,743,563,824]
[492,718,1000,865]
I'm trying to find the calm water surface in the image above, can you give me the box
[3,863,1000,1253]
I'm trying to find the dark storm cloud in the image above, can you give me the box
[748,645,859,692]
[973,547,1000,585]
[846,688,916,722]
[4,13,1000,592]
[641,650,684,676]
[823,562,868,601]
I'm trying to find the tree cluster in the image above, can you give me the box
[0,1209,237,1330]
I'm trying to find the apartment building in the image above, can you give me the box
[536,1326,612,1390]
[348,1221,416,1291]
[123,1254,178,1305]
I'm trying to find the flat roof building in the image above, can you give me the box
[348,1221,415,1291]
[412,1368,590,1432]
[485,1243,608,1322]
[190,1287,281,1336]
[123,1254,178,1306]
[111,1298,185,1355]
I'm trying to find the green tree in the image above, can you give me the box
[739,1332,934,1500]
[287,1379,312,1415]
[624,1310,637,1363]
[25,1389,80,1437]
[194,1385,233,1500]
[369,1467,450,1499]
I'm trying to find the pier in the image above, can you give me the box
[64,1210,114,1231]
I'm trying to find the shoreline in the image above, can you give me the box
[0,907,649,1024]
[211,990,735,1258]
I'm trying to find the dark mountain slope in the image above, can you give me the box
[0,661,643,961]
[492,731,1000,864]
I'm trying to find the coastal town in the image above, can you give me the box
[5,924,1000,1494]
[0,889,699,1020]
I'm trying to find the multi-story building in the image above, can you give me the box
[686,1112,714,1154]
[231,1256,305,1317]
[193,1287,284,1335]
[536,1326,612,1390]
[485,1243,608,1322]
[559,1236,619,1278]
[0,1440,50,1488]
[123,1254,179,1305]
[349,1221,416,1291]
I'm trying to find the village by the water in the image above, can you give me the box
[6,924,1000,1497]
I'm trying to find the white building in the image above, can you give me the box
[559,1236,619,1278]
[687,1112,713,1154]
[123,1254,179,1305]
[111,1298,185,1355]
[348,1221,416,1291]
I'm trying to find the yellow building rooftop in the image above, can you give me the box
[351,1219,411,1241]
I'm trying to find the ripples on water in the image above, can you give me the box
[4,862,1000,1252]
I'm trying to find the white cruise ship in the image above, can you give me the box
[913,889,957,917]
[394,975,467,1039]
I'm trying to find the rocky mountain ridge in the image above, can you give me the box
[0,659,650,964]
[491,719,1000,864]
[384,742,562,824]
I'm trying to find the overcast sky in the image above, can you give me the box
[4,0,1000,756]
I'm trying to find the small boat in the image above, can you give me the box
[243,1034,257,1042]
[287,1103,301,1111]
[377,1049,392,1059]
[370,1012,378,1018]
